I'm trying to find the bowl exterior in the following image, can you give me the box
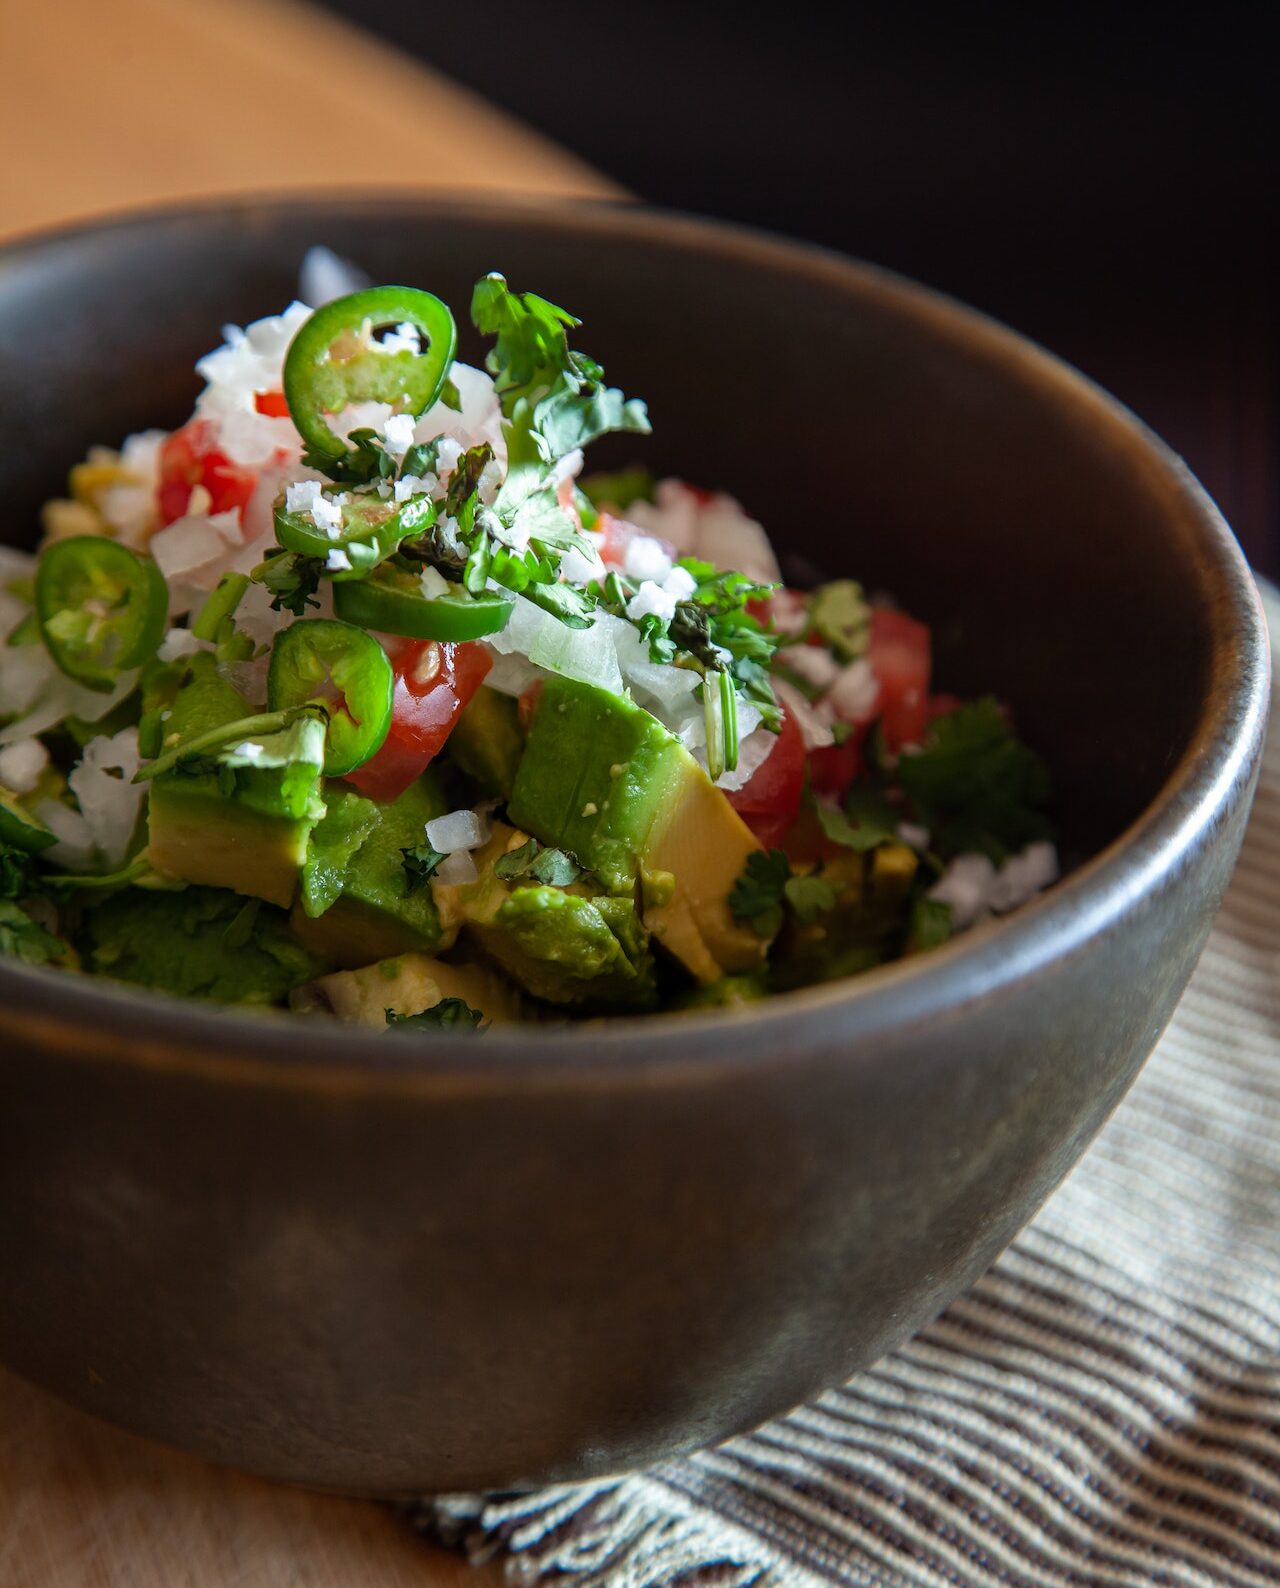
[0,196,1267,1492]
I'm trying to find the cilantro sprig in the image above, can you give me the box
[386,999,485,1032]
[896,698,1052,862]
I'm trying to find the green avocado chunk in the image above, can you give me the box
[82,885,325,1005]
[291,773,452,968]
[445,685,524,799]
[506,674,767,983]
[146,655,325,908]
[476,883,656,1010]
[508,675,681,893]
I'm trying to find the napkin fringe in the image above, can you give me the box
[411,1476,783,1586]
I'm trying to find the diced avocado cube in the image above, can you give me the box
[146,656,326,908]
[507,675,766,982]
[445,685,524,799]
[477,885,656,1010]
[290,773,454,968]
[148,717,326,909]
[296,951,522,1027]
[437,821,656,1010]
[82,885,325,1005]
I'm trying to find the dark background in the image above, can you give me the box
[322,0,1276,571]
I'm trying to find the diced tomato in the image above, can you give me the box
[926,692,963,725]
[726,704,805,849]
[254,389,291,418]
[344,640,492,802]
[156,419,260,527]
[808,726,865,802]
[868,608,932,751]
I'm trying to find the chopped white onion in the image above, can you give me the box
[623,534,672,585]
[157,628,204,662]
[33,798,95,870]
[828,657,880,721]
[774,678,835,750]
[434,849,478,886]
[67,728,143,868]
[929,853,997,929]
[0,737,49,794]
[778,644,841,691]
[425,807,491,854]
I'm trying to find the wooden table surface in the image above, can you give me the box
[0,1,617,1582]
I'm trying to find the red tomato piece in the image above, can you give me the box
[343,640,492,802]
[926,692,963,725]
[254,389,292,418]
[868,608,932,751]
[808,727,865,802]
[726,704,805,849]
[156,419,260,527]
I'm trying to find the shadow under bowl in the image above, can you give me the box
[0,195,1268,1494]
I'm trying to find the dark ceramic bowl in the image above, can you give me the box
[0,197,1267,1495]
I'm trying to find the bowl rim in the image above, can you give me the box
[0,191,1269,1092]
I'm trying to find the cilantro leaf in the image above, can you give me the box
[896,698,1052,862]
[783,873,837,922]
[907,894,954,952]
[1,842,42,901]
[401,843,446,892]
[386,998,485,1032]
[728,848,791,938]
[494,837,583,887]
[816,785,901,852]
[0,899,64,965]
[253,549,324,616]
[470,273,650,460]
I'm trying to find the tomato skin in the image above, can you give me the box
[344,640,491,801]
[808,727,865,802]
[157,419,259,527]
[868,608,932,751]
[726,705,805,849]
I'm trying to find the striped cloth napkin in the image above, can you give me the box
[419,585,1280,1588]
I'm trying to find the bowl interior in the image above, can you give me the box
[0,197,1234,898]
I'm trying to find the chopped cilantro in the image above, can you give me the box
[896,698,1052,862]
[907,894,954,952]
[816,785,901,852]
[386,998,485,1032]
[493,837,582,887]
[1,842,41,901]
[783,873,837,922]
[471,273,649,461]
[252,549,324,616]
[729,848,792,938]
[401,842,446,892]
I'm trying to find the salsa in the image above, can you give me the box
[0,257,1056,1027]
